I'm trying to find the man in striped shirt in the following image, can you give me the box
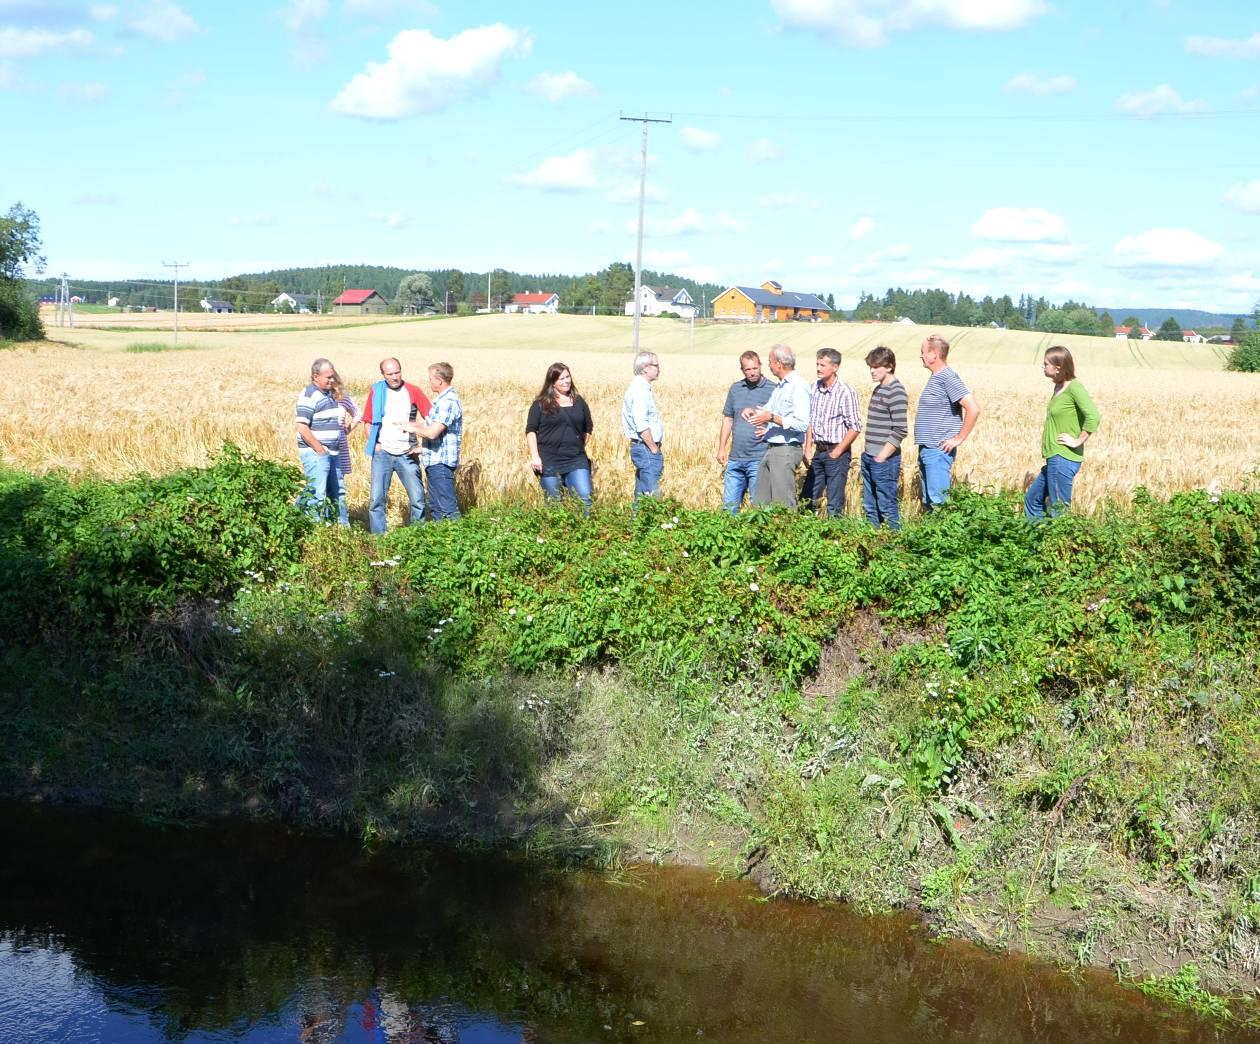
[295,357,344,522]
[914,334,981,510]
[803,348,861,517]
[861,346,908,529]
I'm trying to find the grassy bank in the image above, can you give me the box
[2,448,1259,1014]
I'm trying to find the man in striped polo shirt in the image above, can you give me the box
[803,347,861,517]
[295,357,345,521]
[913,335,981,511]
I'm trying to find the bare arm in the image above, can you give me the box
[527,431,543,473]
[716,415,733,464]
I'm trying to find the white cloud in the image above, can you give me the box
[129,1,198,41]
[0,62,19,89]
[1185,33,1260,59]
[805,255,834,268]
[381,212,407,229]
[849,215,875,239]
[622,248,692,268]
[0,27,92,58]
[282,0,328,30]
[747,137,780,163]
[509,148,600,192]
[607,181,667,204]
[1224,180,1260,215]
[60,81,107,102]
[971,207,1068,242]
[772,0,1047,47]
[74,192,118,206]
[90,5,118,20]
[680,126,720,149]
[1004,72,1076,95]
[849,243,911,275]
[641,208,708,237]
[764,258,783,272]
[678,265,722,284]
[716,213,746,232]
[343,0,438,16]
[1242,84,1260,102]
[1228,271,1260,292]
[330,24,531,120]
[528,71,595,102]
[1116,84,1207,117]
[1112,228,1222,268]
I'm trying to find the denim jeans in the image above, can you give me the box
[722,458,762,514]
[540,467,593,510]
[368,450,426,534]
[298,446,341,522]
[861,452,901,529]
[425,462,461,521]
[917,445,956,511]
[1024,455,1081,520]
[809,447,852,517]
[629,440,663,500]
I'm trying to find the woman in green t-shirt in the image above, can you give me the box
[1024,346,1100,519]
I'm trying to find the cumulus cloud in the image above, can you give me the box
[1223,180,1260,214]
[678,265,721,283]
[805,254,834,268]
[772,0,1047,47]
[747,137,780,163]
[620,208,744,237]
[330,24,531,120]
[971,207,1069,242]
[680,125,720,149]
[607,180,667,204]
[849,244,911,275]
[1229,271,1260,292]
[1004,72,1075,95]
[1112,227,1222,268]
[89,5,118,19]
[1116,84,1207,117]
[509,148,600,192]
[849,215,875,239]
[1185,32,1260,59]
[129,1,198,41]
[0,27,92,57]
[623,248,692,268]
[529,70,595,101]
[282,0,329,31]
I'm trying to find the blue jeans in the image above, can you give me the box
[629,440,663,500]
[540,467,592,510]
[368,450,426,534]
[809,447,852,517]
[1024,455,1081,519]
[861,452,901,529]
[298,446,342,522]
[723,458,762,514]
[917,446,956,510]
[426,463,460,521]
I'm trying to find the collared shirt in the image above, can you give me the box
[809,377,861,444]
[722,376,775,460]
[759,370,810,444]
[621,374,663,443]
[295,383,341,449]
[421,386,462,467]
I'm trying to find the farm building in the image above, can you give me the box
[1181,330,1205,344]
[332,289,387,315]
[200,298,235,313]
[712,281,830,322]
[272,292,313,313]
[1114,325,1155,340]
[624,285,698,319]
[506,292,560,314]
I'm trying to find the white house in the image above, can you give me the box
[624,284,697,319]
[271,292,313,313]
[200,298,234,313]
[1182,330,1205,344]
[506,292,560,314]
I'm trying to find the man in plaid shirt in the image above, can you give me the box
[405,361,463,521]
[803,348,861,517]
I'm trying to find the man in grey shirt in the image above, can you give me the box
[716,350,774,513]
[746,343,811,507]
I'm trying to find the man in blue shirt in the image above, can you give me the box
[747,344,811,507]
[716,350,774,513]
[405,361,463,521]
[621,351,663,500]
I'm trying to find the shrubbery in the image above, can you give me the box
[0,282,42,341]
[1226,332,1260,373]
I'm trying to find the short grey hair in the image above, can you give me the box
[633,351,659,375]
[311,357,334,378]
[816,347,841,367]
[768,343,795,368]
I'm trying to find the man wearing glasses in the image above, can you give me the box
[622,351,664,500]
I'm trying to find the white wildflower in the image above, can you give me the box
[749,582,759,592]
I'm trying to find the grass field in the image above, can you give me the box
[7,312,1259,519]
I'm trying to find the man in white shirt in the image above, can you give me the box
[746,344,811,507]
[361,357,431,533]
[621,351,664,500]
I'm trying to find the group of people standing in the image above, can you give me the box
[294,336,1100,530]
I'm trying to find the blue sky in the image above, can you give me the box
[3,0,1259,311]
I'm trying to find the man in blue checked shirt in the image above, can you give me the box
[404,361,463,521]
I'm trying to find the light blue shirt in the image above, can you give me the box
[760,370,810,444]
[621,374,663,443]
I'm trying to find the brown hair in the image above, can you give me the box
[924,334,950,359]
[865,346,896,372]
[739,350,761,364]
[1044,345,1076,382]
[536,362,580,414]
[429,361,454,384]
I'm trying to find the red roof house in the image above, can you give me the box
[506,291,560,314]
[332,288,387,314]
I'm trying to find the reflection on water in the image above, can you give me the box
[0,801,1248,1043]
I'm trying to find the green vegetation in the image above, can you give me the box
[0,201,45,341]
[1226,332,1260,373]
[125,340,212,353]
[3,450,1260,1010]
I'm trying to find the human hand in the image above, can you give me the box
[530,455,543,474]
[1056,433,1080,448]
[940,436,961,452]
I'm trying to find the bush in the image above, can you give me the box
[1226,332,1260,373]
[0,282,43,341]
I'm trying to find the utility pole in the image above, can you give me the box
[620,112,672,353]
[163,261,189,345]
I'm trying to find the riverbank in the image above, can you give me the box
[3,449,1259,1019]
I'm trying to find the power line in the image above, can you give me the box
[163,261,189,345]
[669,107,1260,124]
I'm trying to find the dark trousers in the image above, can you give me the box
[809,445,852,516]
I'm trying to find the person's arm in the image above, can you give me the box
[940,393,980,452]
[875,383,908,463]
[803,423,814,463]
[296,421,326,454]
[1058,382,1100,449]
[778,379,810,435]
[527,431,543,473]
[716,415,734,465]
[628,384,659,453]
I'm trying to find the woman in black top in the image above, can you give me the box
[526,362,594,509]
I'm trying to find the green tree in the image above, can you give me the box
[397,272,435,313]
[1119,314,1142,338]
[1097,310,1116,338]
[0,201,46,340]
[490,269,511,311]
[1005,312,1029,331]
[1154,316,1183,341]
[598,262,634,314]
[446,269,466,310]
[1231,317,1246,343]
[1035,308,1070,334]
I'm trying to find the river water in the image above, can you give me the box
[1,801,1253,1043]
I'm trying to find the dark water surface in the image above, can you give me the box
[1,801,1252,1043]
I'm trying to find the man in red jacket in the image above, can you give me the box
[361,357,431,533]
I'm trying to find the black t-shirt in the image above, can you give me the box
[526,397,594,475]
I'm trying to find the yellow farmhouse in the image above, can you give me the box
[712,281,831,322]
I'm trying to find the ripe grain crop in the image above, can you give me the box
[6,314,1257,524]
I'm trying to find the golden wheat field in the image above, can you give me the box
[7,311,1259,523]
